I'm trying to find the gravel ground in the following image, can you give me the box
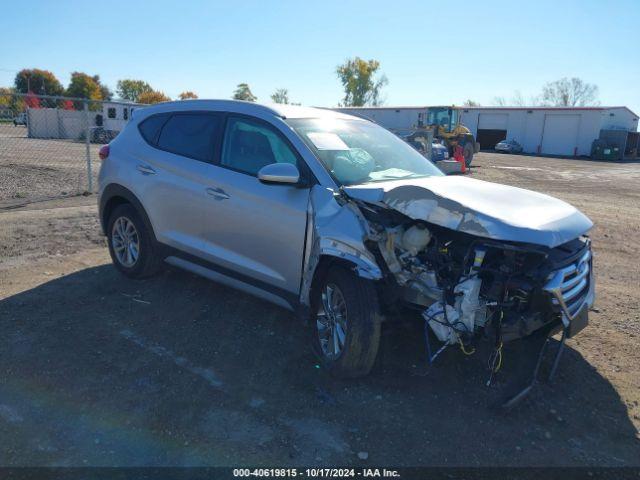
[0,124,101,205]
[0,152,638,467]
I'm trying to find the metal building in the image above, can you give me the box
[332,105,639,158]
[460,106,639,157]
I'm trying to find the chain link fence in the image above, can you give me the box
[0,93,142,265]
[0,92,142,208]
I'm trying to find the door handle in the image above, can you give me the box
[206,186,230,200]
[136,164,157,175]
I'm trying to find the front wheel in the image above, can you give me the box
[463,142,474,167]
[311,266,382,378]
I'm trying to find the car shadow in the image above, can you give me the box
[0,264,638,467]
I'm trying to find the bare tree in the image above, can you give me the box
[511,90,526,106]
[490,91,539,107]
[463,99,481,107]
[492,96,507,106]
[270,88,289,104]
[540,77,599,107]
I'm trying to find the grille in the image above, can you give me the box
[547,248,592,318]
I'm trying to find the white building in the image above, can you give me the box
[100,101,142,132]
[26,100,143,141]
[460,106,639,157]
[333,105,639,158]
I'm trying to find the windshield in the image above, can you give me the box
[426,108,458,131]
[286,118,443,185]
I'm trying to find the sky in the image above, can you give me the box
[2,0,639,115]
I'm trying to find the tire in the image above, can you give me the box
[310,265,382,378]
[106,203,162,278]
[463,142,474,167]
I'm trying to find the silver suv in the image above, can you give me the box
[98,100,594,381]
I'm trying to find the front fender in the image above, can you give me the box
[299,186,383,306]
[318,238,382,280]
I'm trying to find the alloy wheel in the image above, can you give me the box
[111,216,140,267]
[316,283,348,359]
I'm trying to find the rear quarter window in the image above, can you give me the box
[138,113,170,145]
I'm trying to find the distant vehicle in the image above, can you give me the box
[430,142,449,161]
[402,134,449,161]
[13,113,26,126]
[495,139,523,153]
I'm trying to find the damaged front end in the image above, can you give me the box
[365,208,594,350]
[303,176,595,403]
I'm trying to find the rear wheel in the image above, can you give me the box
[310,266,382,378]
[463,142,474,167]
[107,204,162,278]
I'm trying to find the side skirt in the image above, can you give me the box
[163,250,299,312]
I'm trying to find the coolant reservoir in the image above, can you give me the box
[402,225,431,255]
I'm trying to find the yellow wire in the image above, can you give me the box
[491,310,505,372]
[458,337,476,355]
[493,341,503,372]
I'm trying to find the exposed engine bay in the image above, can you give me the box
[357,198,593,400]
[359,199,592,344]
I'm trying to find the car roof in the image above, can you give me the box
[133,99,360,122]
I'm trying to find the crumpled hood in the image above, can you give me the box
[343,175,593,248]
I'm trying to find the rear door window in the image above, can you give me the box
[157,113,222,162]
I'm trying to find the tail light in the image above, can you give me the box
[99,144,110,160]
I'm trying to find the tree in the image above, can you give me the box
[14,69,64,96]
[511,90,526,106]
[336,57,388,107]
[178,91,198,100]
[232,83,257,102]
[25,91,41,109]
[0,87,13,109]
[138,90,171,104]
[1,87,19,116]
[0,87,25,116]
[66,72,102,101]
[492,96,507,106]
[540,77,599,107]
[490,91,540,107]
[270,88,289,104]
[116,79,153,102]
[463,99,481,107]
[92,75,112,101]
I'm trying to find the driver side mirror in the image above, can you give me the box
[257,163,300,185]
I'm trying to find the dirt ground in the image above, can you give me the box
[0,124,100,205]
[0,152,639,467]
